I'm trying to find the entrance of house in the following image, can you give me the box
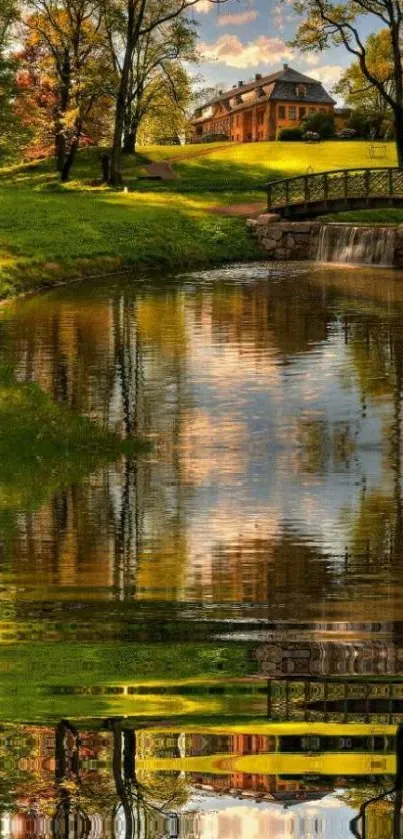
[242,111,253,142]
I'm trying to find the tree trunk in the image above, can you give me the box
[55,130,67,173]
[394,106,403,168]
[54,53,71,173]
[109,0,137,185]
[60,130,81,182]
[123,126,138,154]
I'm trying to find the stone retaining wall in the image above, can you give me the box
[248,213,403,267]
[247,214,321,261]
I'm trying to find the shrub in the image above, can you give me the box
[277,127,304,141]
[336,128,357,139]
[200,133,229,143]
[301,112,335,139]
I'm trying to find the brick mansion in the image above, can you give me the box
[191,64,338,143]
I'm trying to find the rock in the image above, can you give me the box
[279,222,312,234]
[262,238,278,250]
[286,234,296,248]
[256,213,281,224]
[246,218,258,229]
[269,227,283,241]
[275,248,292,259]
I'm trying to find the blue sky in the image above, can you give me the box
[192,0,378,100]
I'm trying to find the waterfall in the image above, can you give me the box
[317,224,395,267]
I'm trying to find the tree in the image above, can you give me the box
[301,110,335,137]
[104,0,227,186]
[104,13,196,154]
[0,1,25,162]
[23,0,112,180]
[131,58,194,148]
[291,0,403,165]
[335,30,395,138]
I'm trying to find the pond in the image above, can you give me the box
[0,260,403,837]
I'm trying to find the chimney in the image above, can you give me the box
[283,63,288,70]
[238,80,244,87]
[255,73,262,81]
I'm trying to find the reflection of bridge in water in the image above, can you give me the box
[265,167,403,218]
[3,712,403,838]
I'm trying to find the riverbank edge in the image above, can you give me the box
[0,249,268,304]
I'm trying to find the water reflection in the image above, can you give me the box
[0,264,403,618]
[0,710,400,838]
[1,262,403,833]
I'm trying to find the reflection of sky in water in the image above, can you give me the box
[180,793,355,839]
[0,263,401,616]
[180,307,390,569]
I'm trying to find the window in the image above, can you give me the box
[296,84,307,98]
[309,107,316,114]
[257,111,264,126]
[278,105,286,119]
[289,106,297,120]
[299,107,306,119]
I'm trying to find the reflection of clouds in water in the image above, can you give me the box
[181,793,354,839]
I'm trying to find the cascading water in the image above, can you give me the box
[317,224,395,266]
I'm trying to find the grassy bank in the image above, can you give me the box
[0,364,142,518]
[0,140,401,297]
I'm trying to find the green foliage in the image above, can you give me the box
[0,139,400,298]
[277,126,304,141]
[0,364,141,511]
[301,111,335,138]
[334,30,395,140]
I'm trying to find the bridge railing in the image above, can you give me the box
[266,167,403,211]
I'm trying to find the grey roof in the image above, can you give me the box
[203,66,333,107]
[192,65,335,122]
[270,80,335,104]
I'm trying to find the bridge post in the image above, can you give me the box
[365,170,370,206]
[267,183,272,212]
[323,173,328,203]
[304,175,310,206]
[344,171,348,203]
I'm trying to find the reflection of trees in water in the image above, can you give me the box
[349,724,403,839]
[49,719,185,839]
[3,276,403,614]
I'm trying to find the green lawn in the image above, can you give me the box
[0,140,401,298]
[0,362,142,519]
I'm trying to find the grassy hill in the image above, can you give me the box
[0,140,400,299]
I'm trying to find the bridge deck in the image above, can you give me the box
[266,167,403,218]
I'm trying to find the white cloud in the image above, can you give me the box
[304,54,321,67]
[217,10,259,25]
[199,34,295,69]
[194,0,212,12]
[309,64,344,87]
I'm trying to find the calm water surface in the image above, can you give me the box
[0,261,403,837]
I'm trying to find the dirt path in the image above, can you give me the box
[164,144,231,164]
[143,162,177,180]
[209,202,266,217]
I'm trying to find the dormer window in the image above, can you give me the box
[296,84,307,98]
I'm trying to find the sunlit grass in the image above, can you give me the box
[0,140,401,297]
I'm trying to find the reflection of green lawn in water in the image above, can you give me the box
[0,364,144,554]
[0,641,254,723]
[0,367,142,490]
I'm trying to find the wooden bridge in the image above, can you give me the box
[266,167,403,218]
